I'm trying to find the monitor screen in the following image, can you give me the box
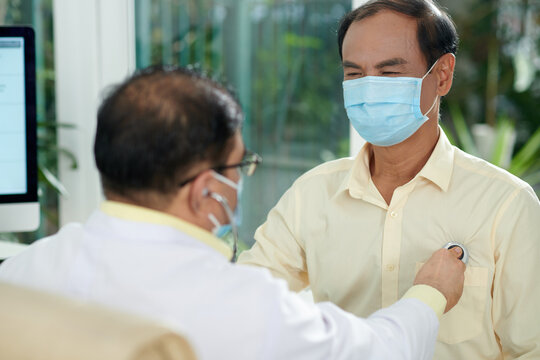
[0,27,39,232]
[0,36,29,195]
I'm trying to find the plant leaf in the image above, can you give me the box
[491,116,515,168]
[449,102,478,156]
[522,170,540,189]
[37,121,76,129]
[440,123,457,146]
[38,166,69,197]
[37,145,78,170]
[509,126,540,177]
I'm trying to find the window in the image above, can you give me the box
[135,0,352,247]
[1,0,58,242]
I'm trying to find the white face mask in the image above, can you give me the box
[206,171,243,262]
[343,59,440,147]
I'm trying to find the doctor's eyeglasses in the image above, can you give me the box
[214,151,262,177]
[179,150,262,187]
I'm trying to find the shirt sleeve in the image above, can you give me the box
[237,185,309,291]
[264,279,440,360]
[492,185,540,358]
[402,284,447,319]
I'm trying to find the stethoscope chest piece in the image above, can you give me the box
[443,242,469,265]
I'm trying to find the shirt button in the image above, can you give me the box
[386,264,395,271]
[390,211,398,218]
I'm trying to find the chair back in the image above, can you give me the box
[0,281,197,360]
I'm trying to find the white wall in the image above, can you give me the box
[352,0,369,7]
[54,0,135,225]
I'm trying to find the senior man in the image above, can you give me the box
[239,1,540,359]
[0,66,465,360]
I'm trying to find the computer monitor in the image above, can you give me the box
[0,26,39,232]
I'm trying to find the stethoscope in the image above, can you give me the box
[207,191,239,263]
[443,242,469,264]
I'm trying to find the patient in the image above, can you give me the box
[0,65,465,360]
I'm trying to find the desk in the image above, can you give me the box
[0,241,28,264]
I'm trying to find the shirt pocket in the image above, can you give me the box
[415,263,489,344]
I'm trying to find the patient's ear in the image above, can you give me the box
[436,53,455,97]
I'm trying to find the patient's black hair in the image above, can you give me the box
[94,65,242,199]
[337,0,458,69]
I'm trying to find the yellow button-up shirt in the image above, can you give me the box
[239,129,540,359]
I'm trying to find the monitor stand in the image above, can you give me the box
[0,202,40,233]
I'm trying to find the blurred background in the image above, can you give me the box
[1,0,538,249]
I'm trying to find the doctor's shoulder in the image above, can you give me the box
[0,222,85,285]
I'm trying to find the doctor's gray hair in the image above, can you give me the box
[94,65,243,200]
[337,0,458,70]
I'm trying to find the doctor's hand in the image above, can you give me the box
[414,248,466,313]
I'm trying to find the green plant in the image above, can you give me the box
[37,121,77,196]
[36,121,77,234]
[0,121,76,244]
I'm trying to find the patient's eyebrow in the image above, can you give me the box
[342,60,362,69]
[375,57,408,69]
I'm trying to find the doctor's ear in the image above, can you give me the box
[187,170,215,213]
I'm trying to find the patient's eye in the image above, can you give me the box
[344,71,364,79]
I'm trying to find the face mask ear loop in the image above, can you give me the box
[423,94,439,118]
[422,58,440,80]
[421,58,441,118]
[212,171,239,191]
[209,191,239,263]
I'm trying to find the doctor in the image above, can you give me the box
[0,65,465,360]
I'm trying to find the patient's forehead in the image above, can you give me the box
[342,10,427,71]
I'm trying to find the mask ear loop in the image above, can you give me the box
[208,191,238,263]
[422,58,440,80]
[212,171,239,190]
[421,59,441,118]
[423,94,439,117]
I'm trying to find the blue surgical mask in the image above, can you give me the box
[343,60,439,147]
[207,171,243,238]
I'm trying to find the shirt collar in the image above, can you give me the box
[338,143,372,200]
[100,201,232,259]
[339,127,455,198]
[416,129,455,192]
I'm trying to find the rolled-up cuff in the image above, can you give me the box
[402,284,447,319]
